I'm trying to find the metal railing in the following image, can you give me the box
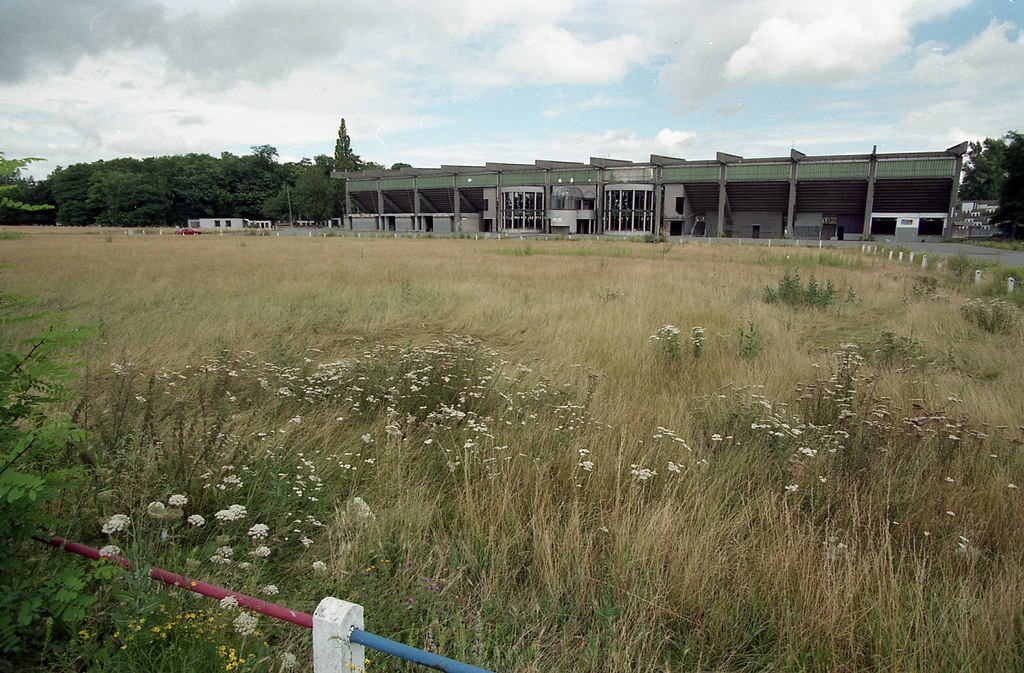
[38,534,496,673]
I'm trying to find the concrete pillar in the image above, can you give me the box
[922,255,927,268]
[717,164,727,238]
[377,178,384,231]
[413,176,420,231]
[453,175,461,233]
[975,270,982,285]
[945,152,964,239]
[786,162,797,239]
[313,598,364,673]
[909,252,915,263]
[1009,277,1016,293]
[899,251,903,261]
[863,149,877,236]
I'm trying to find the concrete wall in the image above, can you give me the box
[794,212,823,239]
[458,213,482,232]
[350,216,377,231]
[730,211,783,238]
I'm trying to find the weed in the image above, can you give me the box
[961,297,1019,333]
[650,325,682,360]
[737,321,764,358]
[597,286,624,302]
[862,330,924,366]
[763,269,841,308]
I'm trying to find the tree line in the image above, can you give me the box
[959,130,1023,232]
[0,118,406,227]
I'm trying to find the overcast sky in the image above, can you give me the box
[2,0,1022,179]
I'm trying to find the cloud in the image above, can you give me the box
[489,26,645,86]
[911,19,1024,87]
[0,0,166,82]
[626,0,971,104]
[542,94,639,119]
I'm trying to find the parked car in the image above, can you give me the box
[177,228,201,235]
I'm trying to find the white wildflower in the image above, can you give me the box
[233,611,259,636]
[187,514,206,527]
[785,484,799,493]
[312,561,327,572]
[247,523,269,540]
[262,584,279,595]
[99,545,121,558]
[215,504,248,522]
[251,546,271,558]
[146,501,168,520]
[102,514,131,535]
[168,493,188,507]
[579,461,594,472]
[219,595,239,609]
[281,653,297,669]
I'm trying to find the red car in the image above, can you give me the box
[177,228,202,235]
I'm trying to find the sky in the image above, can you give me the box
[2,0,1022,179]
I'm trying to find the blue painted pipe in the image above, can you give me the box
[349,629,496,673]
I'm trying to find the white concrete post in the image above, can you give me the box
[889,251,893,261]
[922,255,927,269]
[975,269,982,285]
[898,251,903,261]
[768,239,772,247]
[1009,277,1016,293]
[937,261,943,272]
[909,252,915,263]
[314,598,365,673]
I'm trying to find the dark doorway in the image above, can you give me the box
[424,216,434,233]
[837,226,845,240]
[871,217,897,236]
[751,224,760,239]
[670,220,683,236]
[693,220,707,237]
[918,218,943,236]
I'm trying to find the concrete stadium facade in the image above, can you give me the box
[332,144,967,242]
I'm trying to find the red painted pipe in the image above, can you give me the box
[39,535,313,629]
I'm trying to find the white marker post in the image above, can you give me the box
[975,269,982,285]
[313,598,365,673]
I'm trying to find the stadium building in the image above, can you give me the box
[331,143,967,241]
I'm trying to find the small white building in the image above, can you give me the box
[185,218,274,230]
[187,218,245,230]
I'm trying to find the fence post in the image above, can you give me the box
[1009,277,1016,294]
[314,598,365,673]
[975,269,982,285]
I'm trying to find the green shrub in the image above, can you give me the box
[0,292,96,655]
[763,269,842,308]
[862,330,924,366]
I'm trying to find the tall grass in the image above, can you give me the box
[2,228,1024,671]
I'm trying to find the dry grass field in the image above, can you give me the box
[3,227,1024,671]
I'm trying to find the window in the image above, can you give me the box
[675,196,684,214]
[500,188,544,230]
[602,187,655,232]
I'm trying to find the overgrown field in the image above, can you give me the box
[3,228,1024,671]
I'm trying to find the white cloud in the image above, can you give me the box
[911,19,1024,87]
[489,26,646,86]
[542,94,639,119]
